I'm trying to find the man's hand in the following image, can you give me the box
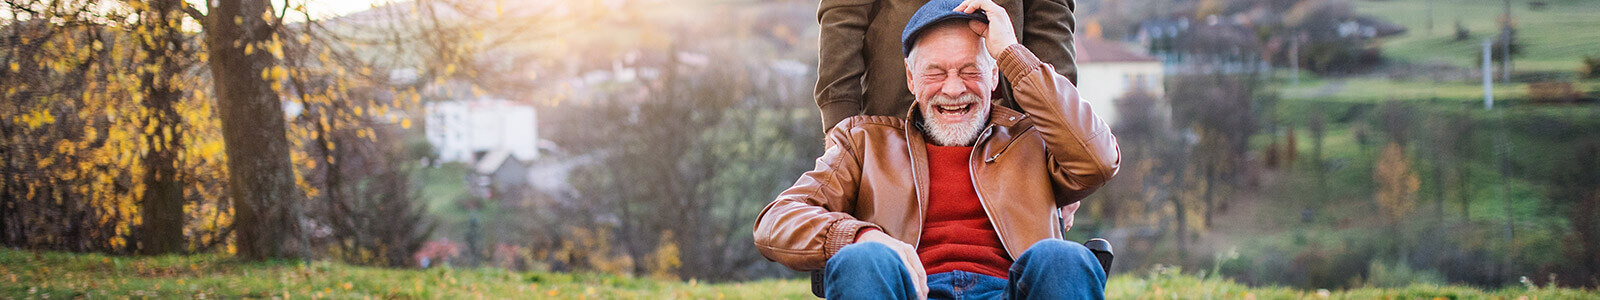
[954,0,1019,59]
[855,229,929,300]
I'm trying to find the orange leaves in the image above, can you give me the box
[1373,142,1419,222]
[16,109,57,129]
[268,35,285,60]
[199,141,224,159]
[260,65,287,81]
[53,140,76,156]
[125,0,149,11]
[143,119,159,135]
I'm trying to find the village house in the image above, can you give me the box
[1074,33,1167,126]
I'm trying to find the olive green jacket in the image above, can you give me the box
[815,0,1079,129]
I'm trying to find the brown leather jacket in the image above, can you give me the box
[755,44,1118,271]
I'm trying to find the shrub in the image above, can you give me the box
[1581,55,1600,79]
[1365,260,1444,288]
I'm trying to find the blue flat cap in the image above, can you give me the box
[902,0,989,56]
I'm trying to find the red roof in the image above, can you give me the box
[1074,34,1158,63]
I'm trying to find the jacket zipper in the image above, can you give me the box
[984,125,1030,163]
[967,125,1015,257]
[909,124,925,249]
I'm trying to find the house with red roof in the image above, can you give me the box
[1074,33,1166,126]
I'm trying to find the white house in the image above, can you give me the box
[424,99,540,164]
[1074,34,1166,126]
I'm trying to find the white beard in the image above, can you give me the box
[919,93,988,146]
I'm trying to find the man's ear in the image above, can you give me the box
[906,61,916,93]
[988,69,1001,92]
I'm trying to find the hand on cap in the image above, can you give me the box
[954,0,1018,59]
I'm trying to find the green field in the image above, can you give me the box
[1282,76,1600,102]
[1280,0,1600,104]
[1357,0,1600,73]
[2,248,1593,299]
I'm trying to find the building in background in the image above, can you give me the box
[1074,33,1166,126]
[425,99,541,164]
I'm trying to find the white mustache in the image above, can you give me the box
[925,93,983,107]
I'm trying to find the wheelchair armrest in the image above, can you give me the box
[811,270,825,298]
[1084,238,1114,274]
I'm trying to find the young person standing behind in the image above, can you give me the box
[814,0,1084,242]
[814,0,1078,129]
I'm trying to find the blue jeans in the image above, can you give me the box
[824,239,1106,300]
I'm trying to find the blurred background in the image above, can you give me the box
[1,0,1598,295]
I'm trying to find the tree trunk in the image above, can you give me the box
[1433,150,1445,223]
[136,0,188,255]
[200,0,308,260]
[1426,0,1434,34]
[1202,165,1215,228]
[1173,163,1191,261]
[1460,166,1471,220]
[311,105,358,251]
[1501,0,1513,82]
[0,123,11,246]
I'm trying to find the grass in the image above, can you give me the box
[416,163,477,227]
[1277,0,1600,104]
[1280,76,1600,103]
[1110,266,1597,299]
[1356,0,1600,73]
[0,248,812,299]
[3,248,1595,299]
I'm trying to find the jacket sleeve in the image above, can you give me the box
[753,123,881,271]
[815,0,874,129]
[1020,0,1078,84]
[997,44,1119,207]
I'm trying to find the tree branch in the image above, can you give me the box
[269,0,290,31]
[181,2,204,23]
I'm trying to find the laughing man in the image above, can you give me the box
[752,0,1120,298]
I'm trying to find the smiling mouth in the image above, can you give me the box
[935,103,972,115]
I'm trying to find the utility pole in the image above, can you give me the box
[1484,38,1494,110]
[1426,0,1434,34]
[1501,0,1514,82]
[1290,36,1300,86]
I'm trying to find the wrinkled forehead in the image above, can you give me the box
[908,22,984,69]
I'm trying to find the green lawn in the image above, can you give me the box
[1280,77,1600,102]
[1356,0,1600,73]
[1276,0,1600,104]
[3,248,1593,299]
[0,248,812,299]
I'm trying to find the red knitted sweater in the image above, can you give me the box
[917,144,1011,279]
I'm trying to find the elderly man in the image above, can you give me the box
[752,0,1119,298]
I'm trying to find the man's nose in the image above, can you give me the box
[939,73,966,98]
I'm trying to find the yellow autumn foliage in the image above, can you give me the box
[0,12,232,252]
[1374,142,1420,223]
